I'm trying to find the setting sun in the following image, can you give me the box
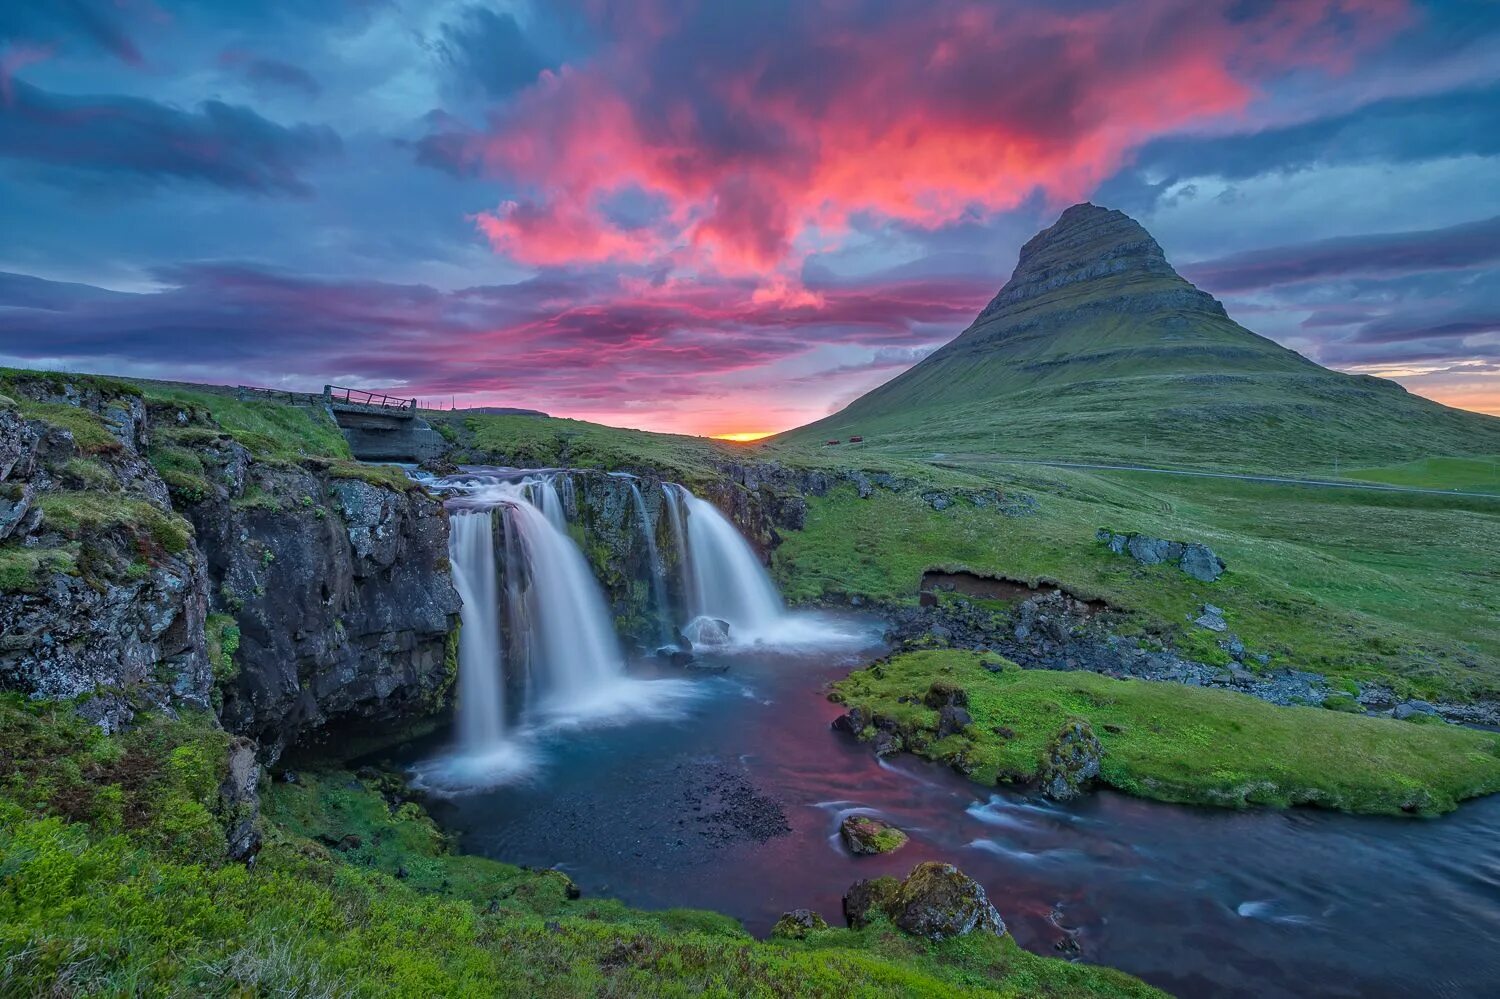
[710,431,775,442]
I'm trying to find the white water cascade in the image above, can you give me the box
[527,474,569,532]
[666,484,787,644]
[449,510,505,750]
[502,495,629,714]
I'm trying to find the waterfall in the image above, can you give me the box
[664,483,692,625]
[528,474,569,532]
[628,482,672,644]
[672,486,786,643]
[448,510,506,750]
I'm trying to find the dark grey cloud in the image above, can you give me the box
[437,6,549,98]
[1183,216,1500,292]
[0,80,340,195]
[219,51,321,98]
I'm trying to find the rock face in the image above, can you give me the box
[839,814,908,855]
[0,375,462,756]
[1038,720,1103,801]
[844,863,1006,941]
[1098,529,1225,582]
[0,381,212,731]
[167,428,460,756]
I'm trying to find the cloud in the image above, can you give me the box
[0,2,141,65]
[0,79,340,194]
[437,6,550,98]
[416,0,1409,276]
[219,51,322,99]
[1183,215,1500,291]
[0,263,994,431]
[1098,83,1500,213]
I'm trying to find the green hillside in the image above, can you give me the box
[779,204,1500,473]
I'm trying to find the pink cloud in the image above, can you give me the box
[430,0,1410,278]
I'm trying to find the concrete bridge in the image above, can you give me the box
[323,385,443,462]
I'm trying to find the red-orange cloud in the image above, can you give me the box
[423,0,1409,276]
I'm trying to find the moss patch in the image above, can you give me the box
[832,650,1500,816]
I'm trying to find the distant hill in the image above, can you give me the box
[781,204,1500,473]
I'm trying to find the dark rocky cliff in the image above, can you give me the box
[0,380,211,731]
[0,374,460,757]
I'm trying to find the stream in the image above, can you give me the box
[387,615,1500,999]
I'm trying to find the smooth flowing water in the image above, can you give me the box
[393,623,1500,999]
[668,484,787,644]
[448,510,504,750]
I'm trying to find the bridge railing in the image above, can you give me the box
[324,385,417,412]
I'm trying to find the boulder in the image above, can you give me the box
[843,876,902,929]
[1393,700,1438,720]
[772,908,828,939]
[1194,604,1228,632]
[1181,543,1226,582]
[683,616,732,647]
[1038,720,1103,801]
[839,814,908,855]
[845,863,1006,940]
[1099,529,1225,582]
[936,703,973,739]
[922,681,968,710]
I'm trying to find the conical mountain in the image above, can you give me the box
[784,204,1500,472]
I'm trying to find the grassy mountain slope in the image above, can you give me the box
[779,205,1500,473]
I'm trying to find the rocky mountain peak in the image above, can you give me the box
[976,203,1198,321]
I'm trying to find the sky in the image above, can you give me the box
[1,0,1498,437]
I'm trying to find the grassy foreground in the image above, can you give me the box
[0,694,1160,998]
[832,651,1500,816]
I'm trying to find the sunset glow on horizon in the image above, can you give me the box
[0,0,1496,431]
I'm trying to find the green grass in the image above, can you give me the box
[1346,456,1500,493]
[9,398,122,454]
[0,695,1160,998]
[37,492,193,557]
[460,413,736,484]
[0,544,77,593]
[140,385,352,463]
[775,465,1500,701]
[832,650,1500,815]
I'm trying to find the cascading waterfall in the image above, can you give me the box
[628,482,672,644]
[448,510,506,750]
[528,474,569,532]
[501,496,628,712]
[666,485,787,644]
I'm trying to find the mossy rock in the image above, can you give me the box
[771,908,829,939]
[840,814,908,856]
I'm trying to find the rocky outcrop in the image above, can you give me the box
[1097,529,1225,582]
[844,863,1006,941]
[886,591,1334,709]
[1,375,462,757]
[166,428,460,756]
[0,380,212,731]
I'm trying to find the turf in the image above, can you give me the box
[831,650,1500,815]
[1345,455,1500,493]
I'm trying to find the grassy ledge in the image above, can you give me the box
[0,695,1161,997]
[831,650,1500,816]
